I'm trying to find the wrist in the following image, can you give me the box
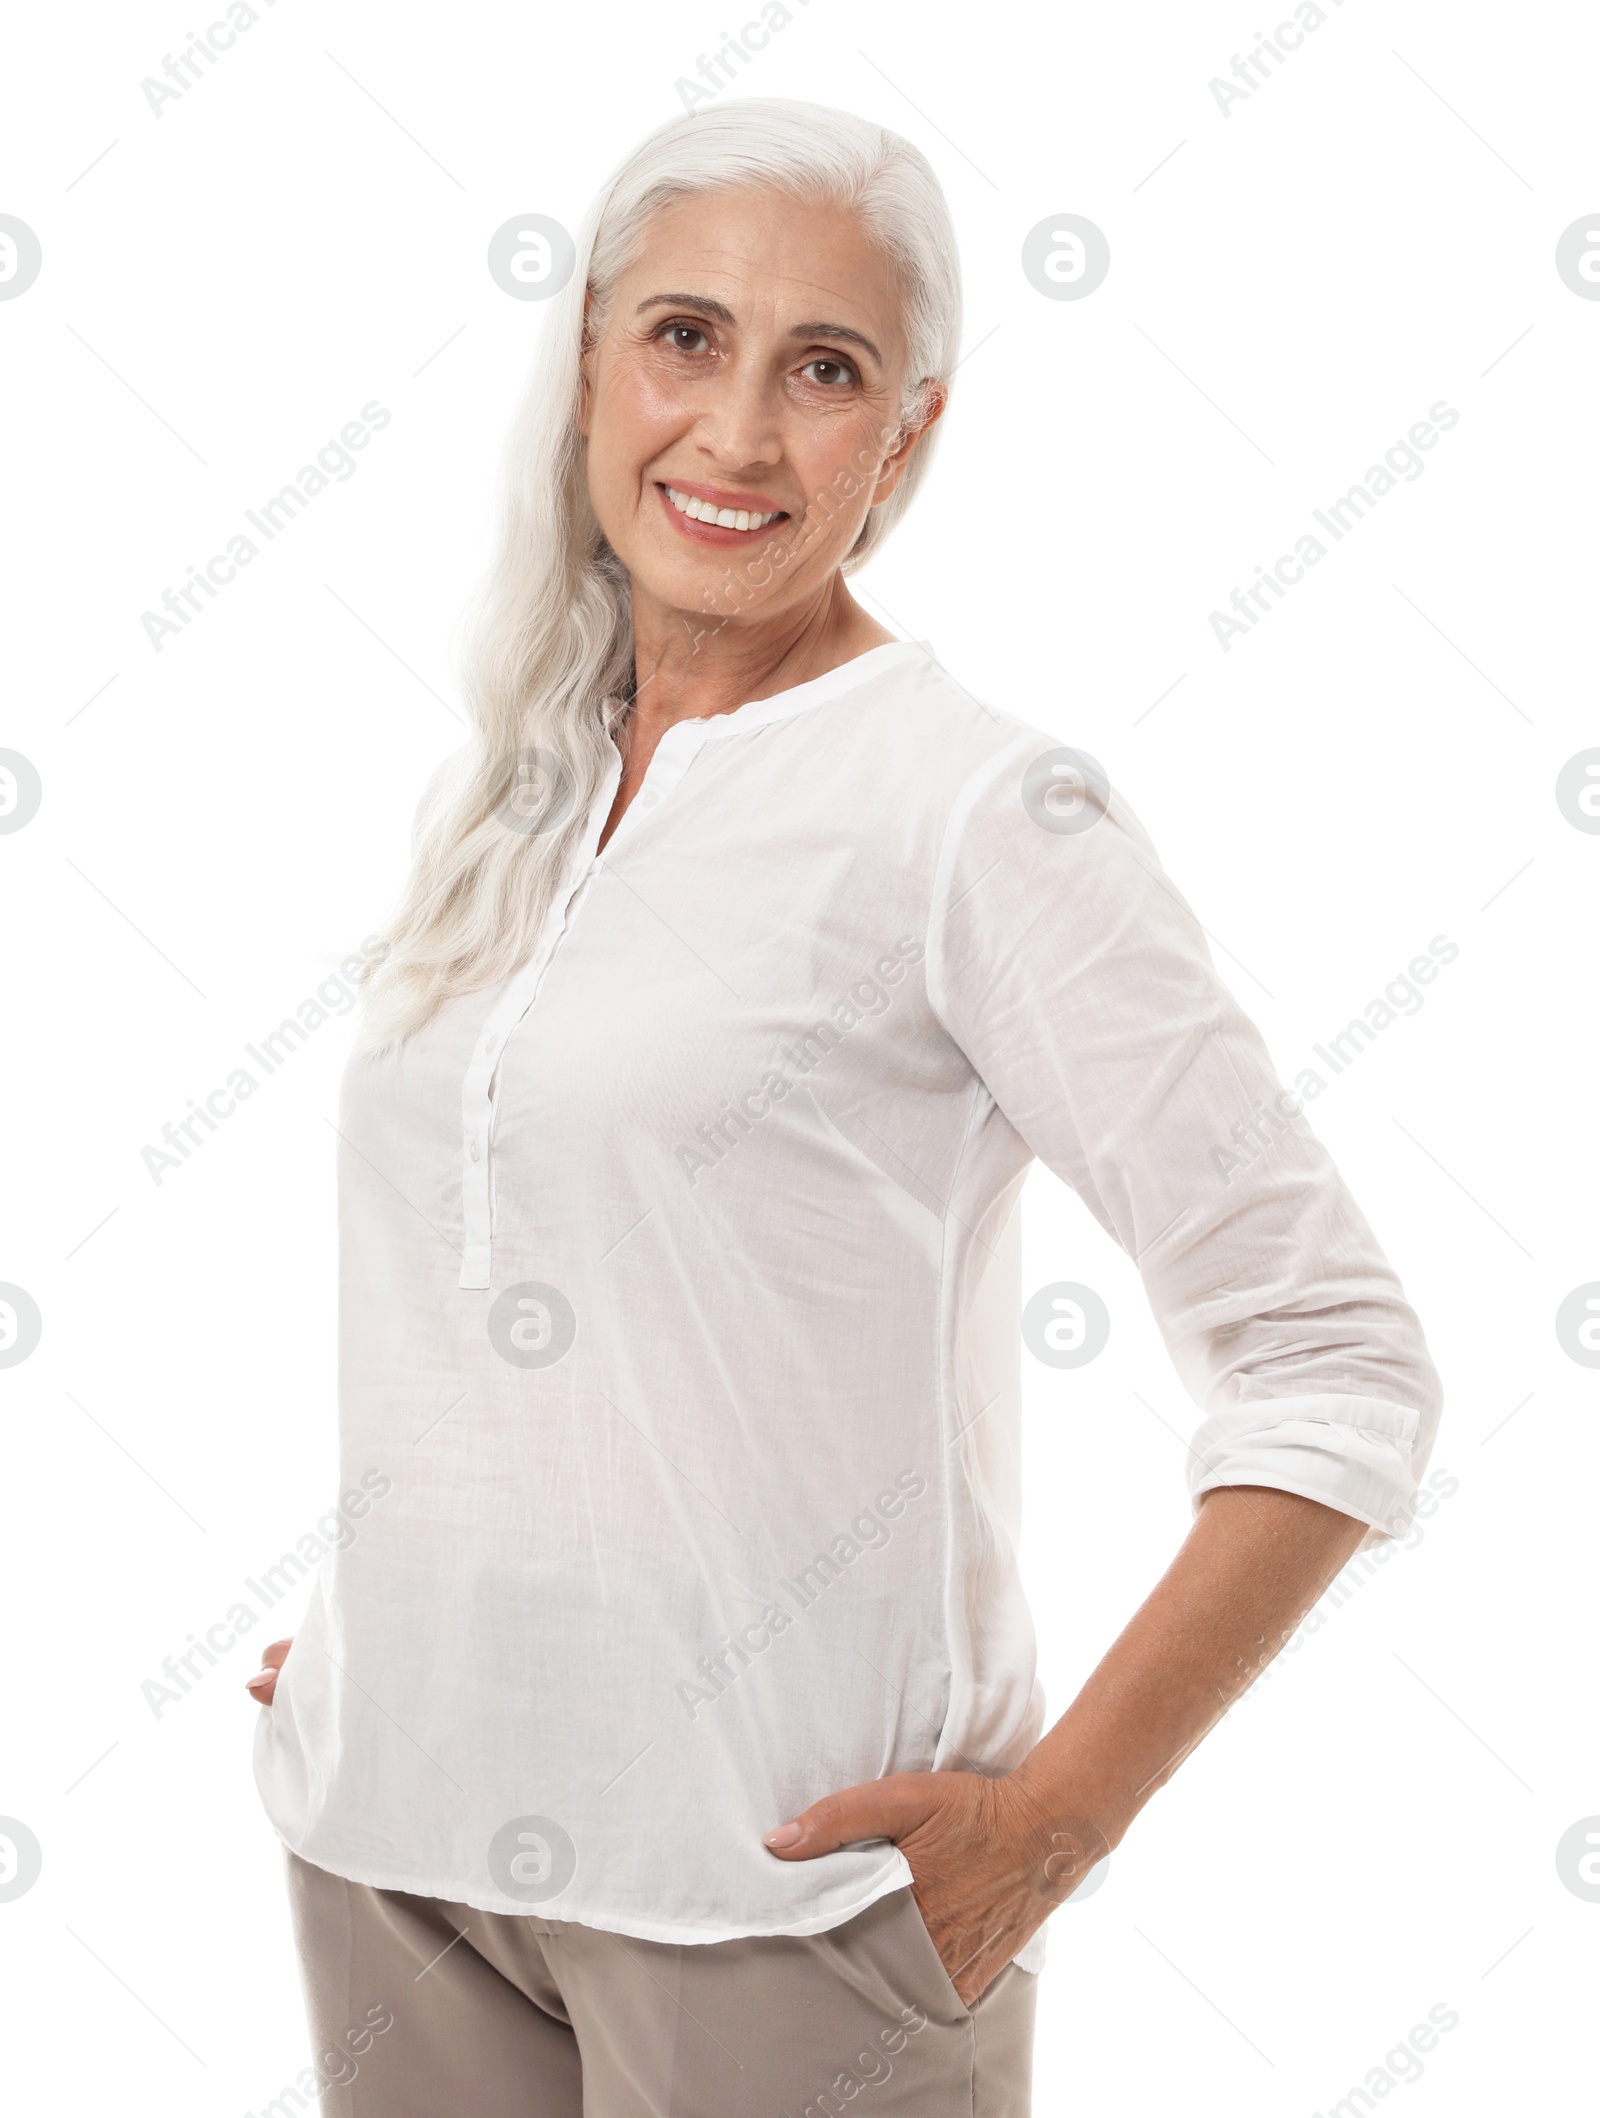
[993,1770,1120,1907]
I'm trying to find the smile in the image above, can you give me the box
[661,484,787,533]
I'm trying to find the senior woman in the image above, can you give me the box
[247,100,1442,2116]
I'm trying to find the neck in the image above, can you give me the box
[625,574,895,738]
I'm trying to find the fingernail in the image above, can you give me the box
[765,1821,802,1849]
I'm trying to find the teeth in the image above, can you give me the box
[665,486,782,531]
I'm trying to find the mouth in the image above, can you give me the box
[655,481,791,543]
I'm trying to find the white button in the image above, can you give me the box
[641,789,660,808]
[468,1137,481,1162]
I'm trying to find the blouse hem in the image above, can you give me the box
[272,1827,921,1947]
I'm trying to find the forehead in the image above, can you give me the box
[616,187,906,351]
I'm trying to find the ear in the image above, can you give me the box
[869,380,948,508]
[576,292,599,439]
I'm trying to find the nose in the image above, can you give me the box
[688,358,784,474]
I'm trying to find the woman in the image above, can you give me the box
[248,100,1442,2116]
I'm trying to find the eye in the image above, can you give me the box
[659,320,713,354]
[800,356,858,388]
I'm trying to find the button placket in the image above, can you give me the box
[600,719,714,855]
[457,762,619,1291]
[457,720,717,1287]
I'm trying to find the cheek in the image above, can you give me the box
[790,408,894,511]
[590,360,691,484]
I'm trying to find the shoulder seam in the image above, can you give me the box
[923,730,1042,1045]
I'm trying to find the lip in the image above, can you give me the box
[660,477,788,514]
[653,479,791,547]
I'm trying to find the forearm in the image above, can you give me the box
[1007,1484,1369,1857]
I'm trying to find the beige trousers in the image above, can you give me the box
[285,1849,1036,2117]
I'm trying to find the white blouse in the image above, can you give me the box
[254,641,1442,1973]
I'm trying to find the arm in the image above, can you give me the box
[767,1484,1366,2003]
[769,738,1443,2003]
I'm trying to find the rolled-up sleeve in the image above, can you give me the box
[926,733,1443,1547]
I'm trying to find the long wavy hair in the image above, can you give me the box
[355,98,963,1049]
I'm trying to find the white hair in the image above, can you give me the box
[356,98,962,1049]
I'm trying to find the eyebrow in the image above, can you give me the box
[634,294,883,365]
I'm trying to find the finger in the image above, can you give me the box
[245,1638,293,1702]
[764,1773,943,1861]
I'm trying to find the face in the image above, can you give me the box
[577,187,941,633]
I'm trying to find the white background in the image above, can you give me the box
[2,0,1596,2110]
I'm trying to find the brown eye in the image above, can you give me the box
[666,323,710,353]
[802,357,856,388]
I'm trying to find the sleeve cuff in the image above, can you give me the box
[1186,1394,1422,1547]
